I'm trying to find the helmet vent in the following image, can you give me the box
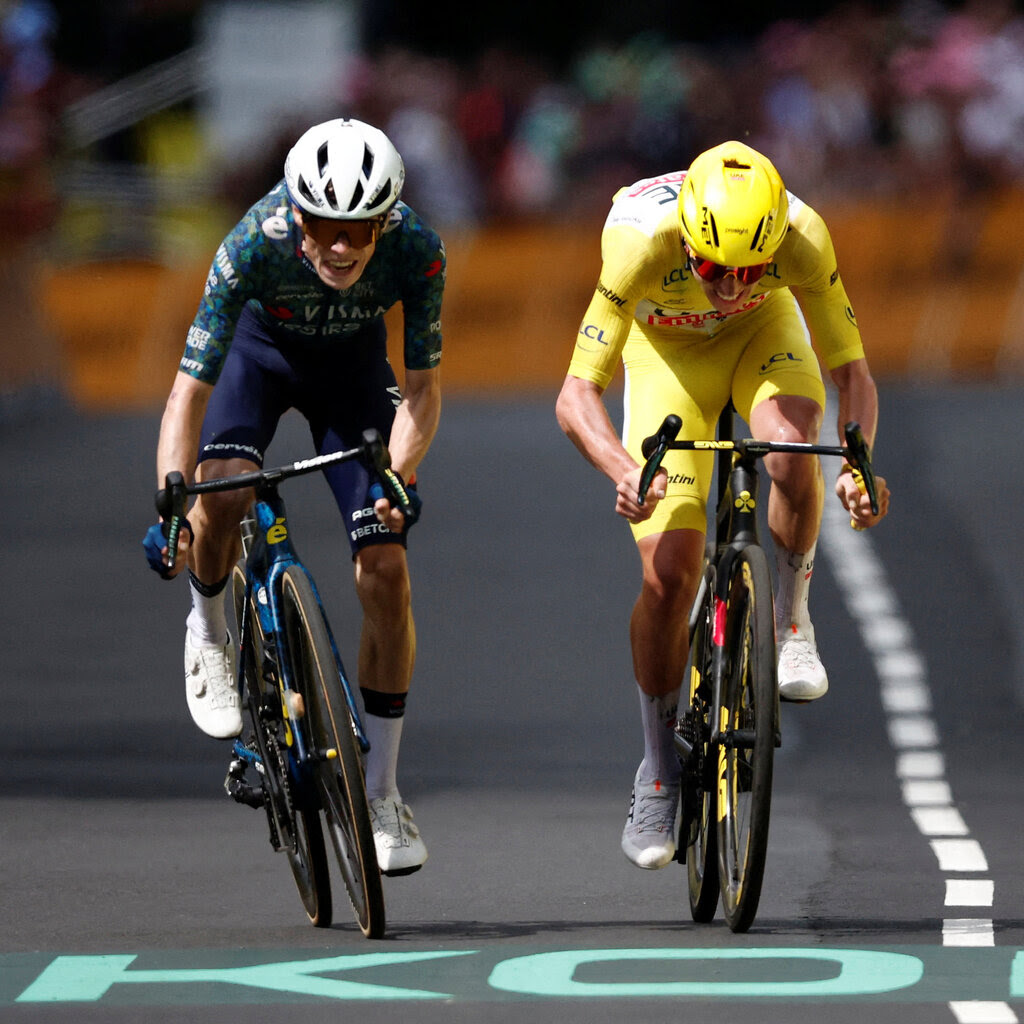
[316,142,330,178]
[750,216,765,251]
[707,210,720,247]
[723,158,752,170]
[347,180,365,212]
[362,142,374,178]
[297,176,317,206]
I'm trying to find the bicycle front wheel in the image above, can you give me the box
[279,567,386,939]
[232,564,333,928]
[684,571,720,923]
[717,544,776,933]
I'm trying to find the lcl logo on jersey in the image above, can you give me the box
[759,351,803,374]
[578,323,608,345]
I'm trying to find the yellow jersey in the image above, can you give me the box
[568,171,865,390]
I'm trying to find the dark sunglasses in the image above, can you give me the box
[301,213,384,249]
[688,253,771,286]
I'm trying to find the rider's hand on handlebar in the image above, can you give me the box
[142,519,193,579]
[370,475,421,533]
[836,467,890,530]
[619,465,666,523]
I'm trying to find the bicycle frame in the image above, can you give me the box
[234,479,370,775]
[157,430,406,766]
[676,411,794,757]
[640,403,881,930]
[156,428,400,935]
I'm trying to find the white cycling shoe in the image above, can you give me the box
[777,624,829,702]
[369,794,428,876]
[184,630,242,738]
[621,769,680,870]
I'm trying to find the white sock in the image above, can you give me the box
[362,714,404,801]
[186,575,229,647]
[637,686,681,785]
[774,542,816,636]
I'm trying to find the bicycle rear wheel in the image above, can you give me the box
[232,564,333,928]
[717,545,776,933]
[683,571,720,923]
[279,566,386,939]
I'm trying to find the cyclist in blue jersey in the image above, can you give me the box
[144,118,444,875]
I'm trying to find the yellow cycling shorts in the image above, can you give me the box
[622,293,826,542]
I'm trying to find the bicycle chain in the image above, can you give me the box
[261,728,298,854]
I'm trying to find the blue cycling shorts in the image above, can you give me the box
[197,305,406,556]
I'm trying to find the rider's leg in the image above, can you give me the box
[631,528,706,775]
[180,460,256,739]
[354,541,427,874]
[748,392,825,616]
[622,527,704,869]
[186,458,254,643]
[748,393,830,700]
[354,542,415,798]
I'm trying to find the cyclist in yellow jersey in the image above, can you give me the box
[556,140,890,870]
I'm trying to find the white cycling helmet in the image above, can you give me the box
[284,118,405,220]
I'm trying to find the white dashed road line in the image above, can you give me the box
[819,498,1015,1024]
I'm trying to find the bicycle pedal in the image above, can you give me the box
[224,760,264,809]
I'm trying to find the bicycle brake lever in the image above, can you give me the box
[156,471,189,570]
[842,421,880,527]
[361,428,414,519]
[361,428,389,472]
[638,414,682,506]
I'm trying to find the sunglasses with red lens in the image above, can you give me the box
[301,213,384,249]
[688,254,771,286]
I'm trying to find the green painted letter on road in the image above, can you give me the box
[488,948,924,997]
[17,952,474,1002]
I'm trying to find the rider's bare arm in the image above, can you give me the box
[556,373,665,523]
[373,366,440,531]
[829,359,890,527]
[157,370,214,490]
[153,371,214,573]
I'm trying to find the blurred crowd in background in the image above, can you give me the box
[4,0,1024,253]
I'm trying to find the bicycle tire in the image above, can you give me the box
[232,564,333,928]
[716,544,776,933]
[684,571,720,923]
[279,567,386,939]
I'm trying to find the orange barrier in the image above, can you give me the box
[38,190,1024,410]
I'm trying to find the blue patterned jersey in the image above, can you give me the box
[180,181,445,385]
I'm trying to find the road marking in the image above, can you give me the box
[902,779,952,805]
[931,839,989,872]
[887,715,939,748]
[911,806,970,836]
[944,919,996,947]
[897,750,945,778]
[946,879,995,906]
[950,1001,1019,1023]
[820,497,1011,1019]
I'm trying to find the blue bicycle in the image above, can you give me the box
[158,429,412,938]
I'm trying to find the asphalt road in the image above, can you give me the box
[2,383,1023,1023]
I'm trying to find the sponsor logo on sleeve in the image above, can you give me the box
[597,281,626,306]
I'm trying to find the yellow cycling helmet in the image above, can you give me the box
[679,141,789,267]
